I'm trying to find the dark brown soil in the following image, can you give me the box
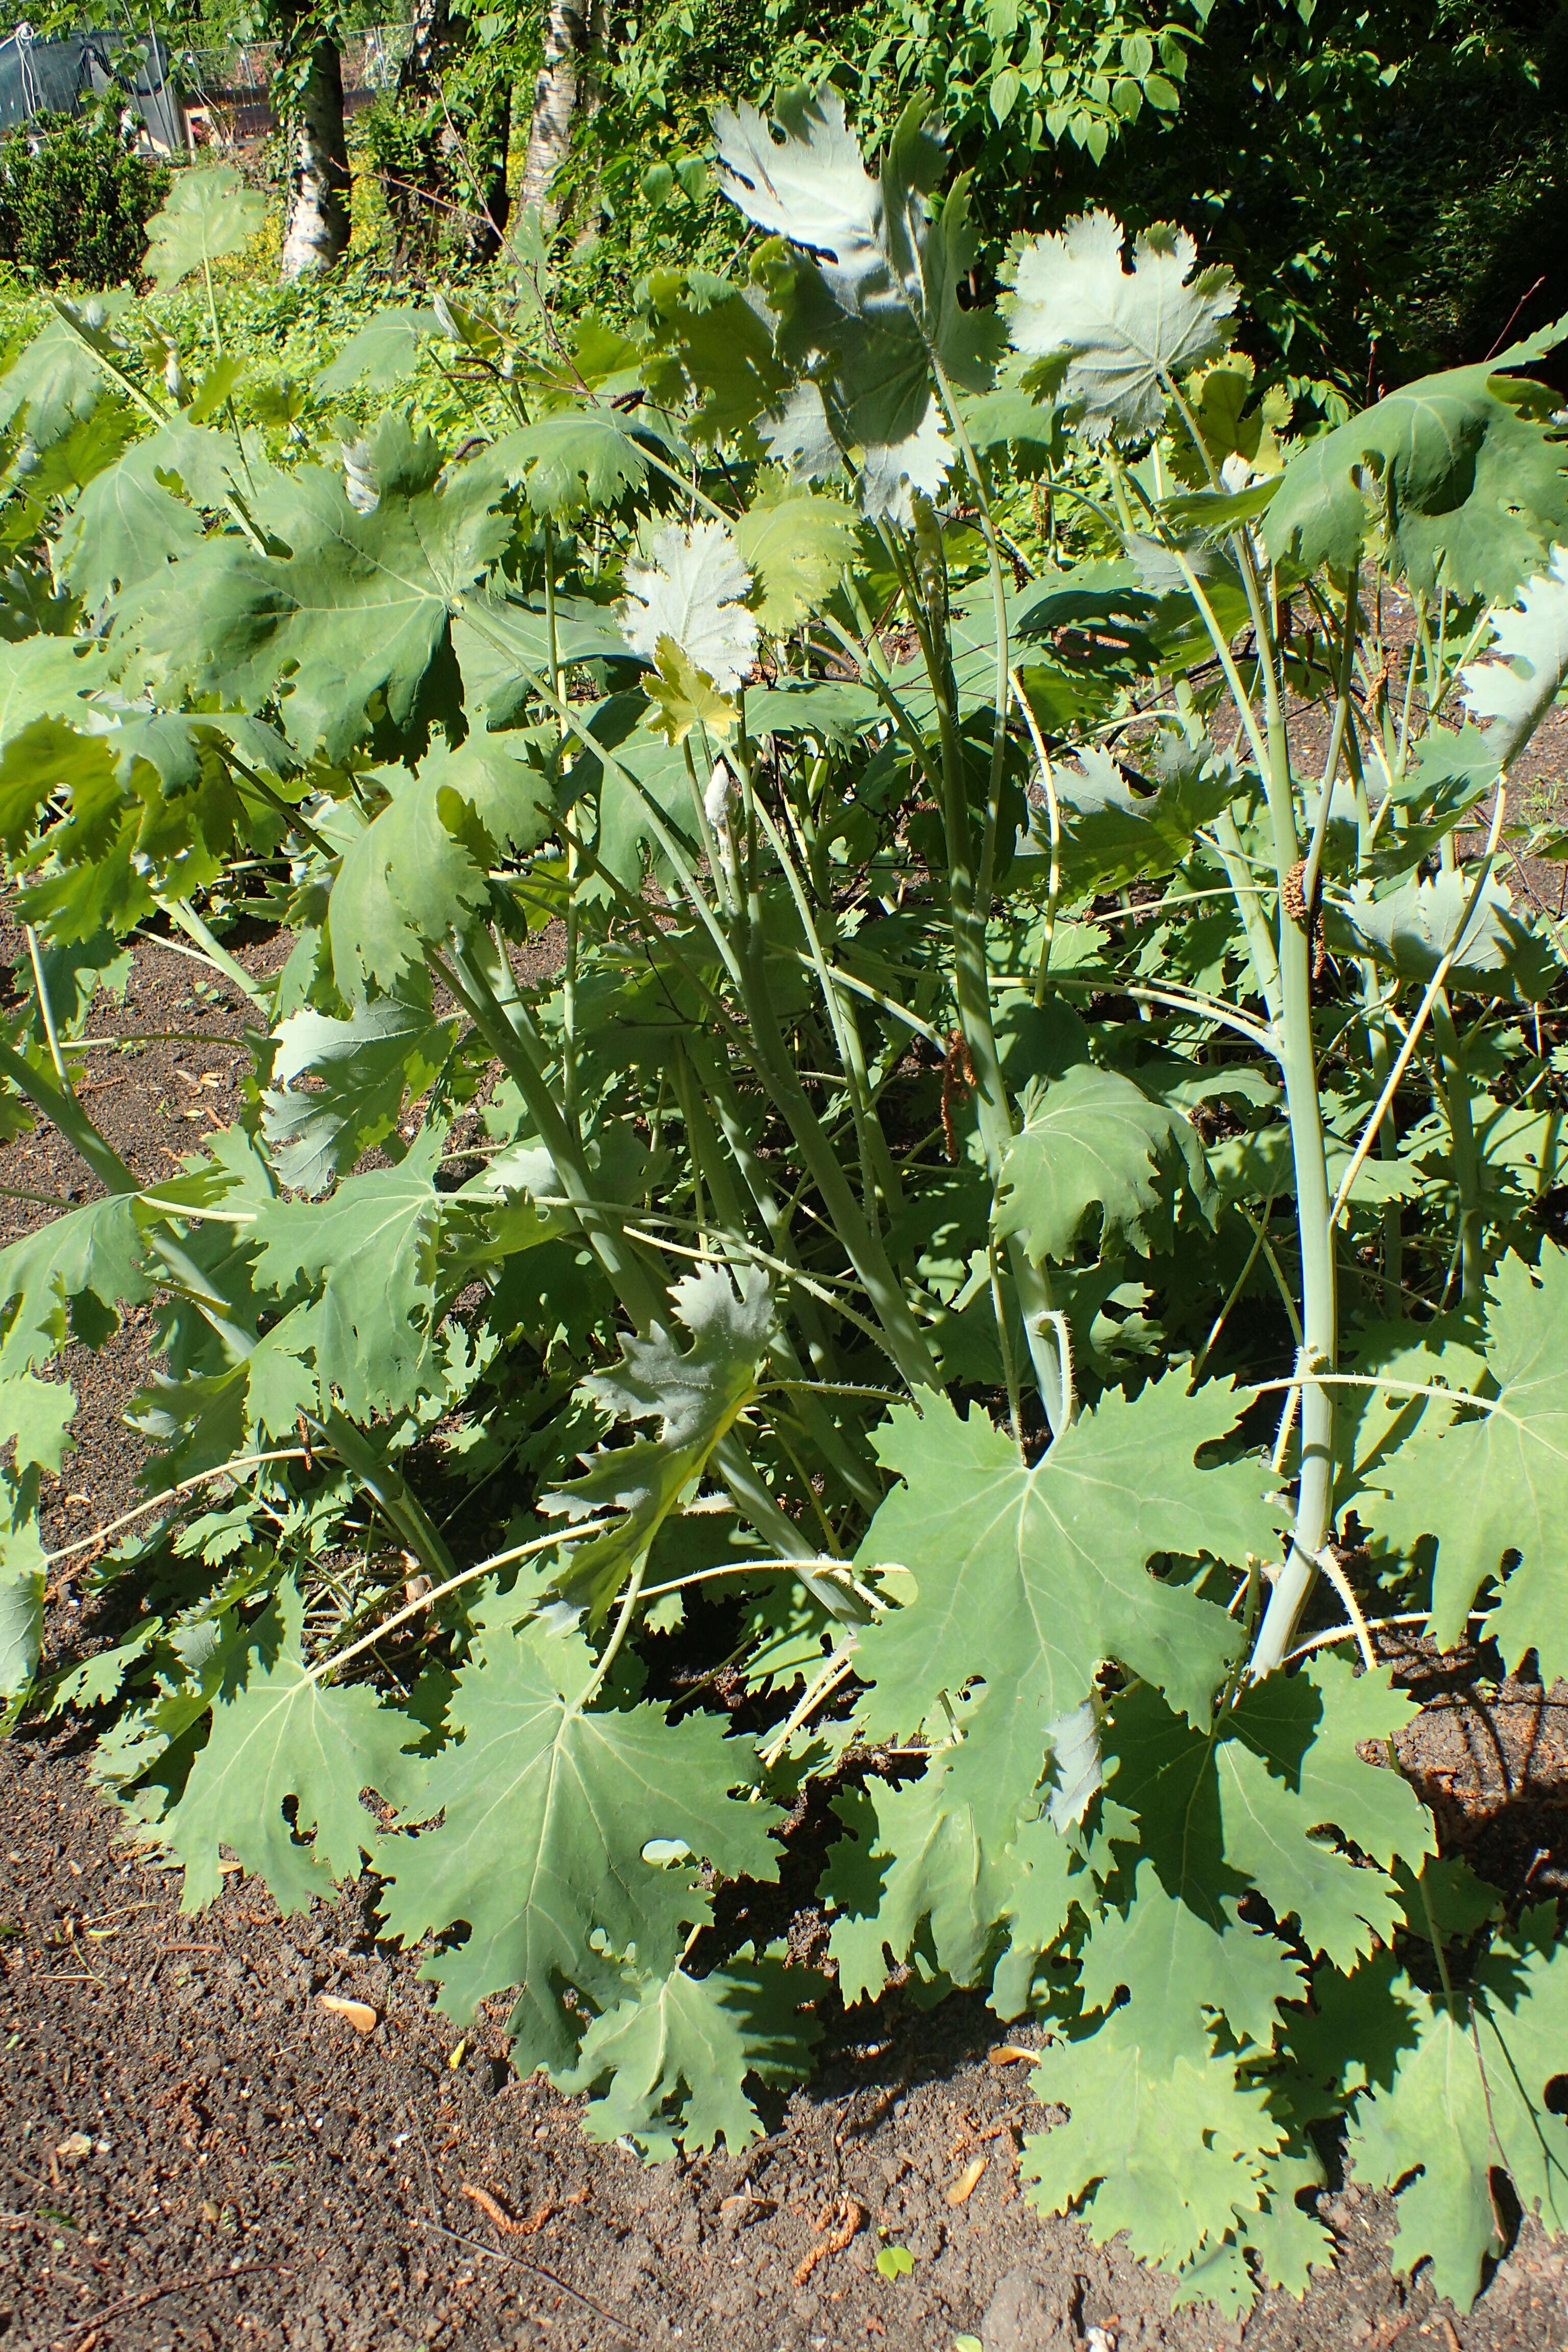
[4,906,1568,2352]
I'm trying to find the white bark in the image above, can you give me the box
[519,0,590,221]
[279,30,351,279]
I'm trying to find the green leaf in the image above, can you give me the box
[250,1134,445,1420]
[876,2245,915,2278]
[262,995,459,1196]
[1327,871,1559,1000]
[545,1266,774,1622]
[1107,1659,1430,1981]
[499,412,649,518]
[1040,743,1238,894]
[0,1373,74,1474]
[315,307,436,395]
[850,1379,1270,1743]
[1021,2012,1286,2269]
[0,307,112,449]
[0,1192,152,1375]
[1261,356,1568,600]
[1459,544,1568,775]
[824,1707,1076,2004]
[326,772,491,1002]
[150,1582,411,1913]
[1365,1246,1568,1679]
[558,1957,822,2153]
[143,166,267,292]
[377,1614,779,2069]
[731,487,857,631]
[994,1061,1214,1263]
[119,414,512,763]
[1008,210,1237,439]
[1349,1925,1568,2309]
[619,521,757,691]
[1081,1867,1305,2059]
[53,410,268,621]
[639,275,791,446]
[641,639,740,749]
[0,1510,46,1699]
[715,90,1004,519]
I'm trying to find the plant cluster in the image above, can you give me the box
[2,118,1568,2318]
[0,107,170,290]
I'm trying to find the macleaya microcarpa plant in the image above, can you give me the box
[2,114,1568,2316]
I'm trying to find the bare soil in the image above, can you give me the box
[3,905,1568,2352]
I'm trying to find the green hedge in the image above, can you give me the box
[0,113,169,288]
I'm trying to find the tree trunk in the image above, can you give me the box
[464,78,512,264]
[519,0,590,223]
[382,0,452,273]
[278,18,351,278]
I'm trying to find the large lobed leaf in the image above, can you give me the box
[994,1060,1215,1263]
[850,1377,1273,1744]
[545,1266,775,1622]
[118,414,514,763]
[1363,1245,1568,1679]
[150,1582,412,1913]
[1349,1914,1568,2308]
[1007,210,1237,439]
[376,1612,780,2071]
[1262,344,1568,599]
[714,89,1004,520]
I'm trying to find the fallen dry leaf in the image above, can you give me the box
[988,2043,1037,2065]
[946,2153,987,2205]
[317,1993,377,2035]
[55,2132,92,2161]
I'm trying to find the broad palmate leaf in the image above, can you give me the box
[1363,1246,1568,1679]
[143,165,267,293]
[850,1378,1272,1741]
[262,995,459,1196]
[1106,1660,1433,1977]
[1008,210,1238,438]
[118,413,513,761]
[1022,2016,1287,2271]
[1459,544,1568,774]
[1327,871,1559,1001]
[731,486,859,631]
[558,1958,823,2154]
[618,520,758,691]
[1349,1914,1568,2309]
[377,1614,779,2069]
[1262,351,1568,599]
[714,89,1004,520]
[994,1060,1214,1262]
[151,1582,411,1913]
[546,1266,774,1621]
[250,1134,445,1420]
[824,1694,1077,2007]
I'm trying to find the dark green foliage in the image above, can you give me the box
[0,112,168,290]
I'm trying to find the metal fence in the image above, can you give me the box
[179,24,411,142]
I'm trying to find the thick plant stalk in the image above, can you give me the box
[1431,989,1483,1307]
[1236,559,1338,1683]
[277,8,351,279]
[438,939,822,1569]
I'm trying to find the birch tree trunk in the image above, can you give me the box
[278,12,351,279]
[518,0,590,223]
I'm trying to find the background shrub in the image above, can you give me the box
[0,110,169,288]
